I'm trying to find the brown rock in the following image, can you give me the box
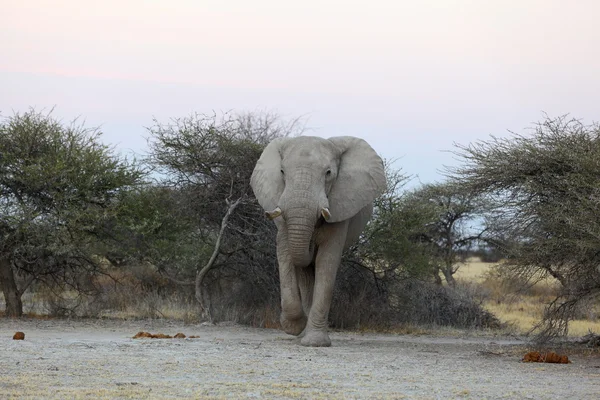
[132,331,180,339]
[543,351,571,364]
[522,351,571,364]
[13,332,25,340]
[174,333,186,338]
[153,333,172,339]
[522,351,542,362]
[133,331,153,339]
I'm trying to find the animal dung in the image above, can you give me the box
[132,331,171,339]
[522,351,571,364]
[132,331,199,339]
[153,333,173,339]
[12,332,25,340]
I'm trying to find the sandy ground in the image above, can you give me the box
[1,319,599,399]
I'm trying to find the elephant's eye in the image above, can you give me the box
[280,169,284,175]
[326,169,332,176]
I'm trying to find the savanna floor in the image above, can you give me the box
[2,319,600,399]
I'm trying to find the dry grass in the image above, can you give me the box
[455,258,600,337]
[454,258,494,283]
[7,258,599,338]
[13,265,282,329]
[13,267,203,323]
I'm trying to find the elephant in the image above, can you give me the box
[250,135,386,346]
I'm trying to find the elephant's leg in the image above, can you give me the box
[277,230,306,336]
[297,262,315,315]
[301,222,348,347]
[296,263,315,338]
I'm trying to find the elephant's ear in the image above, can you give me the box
[327,136,386,222]
[250,138,287,211]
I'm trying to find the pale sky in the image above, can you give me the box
[1,0,599,184]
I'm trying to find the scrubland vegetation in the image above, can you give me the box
[1,109,599,344]
[455,259,600,337]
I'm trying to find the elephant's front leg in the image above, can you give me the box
[296,263,315,317]
[301,221,348,347]
[276,230,306,336]
[295,262,315,338]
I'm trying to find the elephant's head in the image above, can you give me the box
[251,136,386,267]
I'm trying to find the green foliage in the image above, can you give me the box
[453,115,600,339]
[100,185,209,278]
[361,165,486,284]
[1,111,137,211]
[365,191,439,279]
[0,109,143,316]
[353,162,434,280]
[0,107,508,332]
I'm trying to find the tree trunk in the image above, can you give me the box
[0,257,23,317]
[433,268,443,286]
[541,264,567,287]
[195,197,241,320]
[442,265,456,287]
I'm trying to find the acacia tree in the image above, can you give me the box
[452,115,600,339]
[359,165,486,286]
[146,112,304,318]
[339,163,498,329]
[0,110,143,317]
[408,182,488,286]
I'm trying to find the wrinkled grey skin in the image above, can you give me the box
[251,136,386,346]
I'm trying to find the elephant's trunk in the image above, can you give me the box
[283,191,318,268]
[279,169,324,267]
[286,211,316,267]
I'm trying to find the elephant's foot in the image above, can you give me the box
[280,315,307,336]
[300,330,331,347]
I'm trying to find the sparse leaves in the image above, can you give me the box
[452,115,600,340]
[144,111,302,318]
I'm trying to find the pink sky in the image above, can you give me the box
[1,0,599,183]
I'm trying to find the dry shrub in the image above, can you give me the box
[329,263,501,330]
[22,260,279,325]
[198,266,281,328]
[26,265,200,322]
[19,257,499,333]
[203,289,281,328]
[576,333,600,347]
[329,263,393,330]
[392,279,501,329]
[481,264,560,302]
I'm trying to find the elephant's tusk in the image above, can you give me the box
[265,206,282,220]
[321,207,331,221]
